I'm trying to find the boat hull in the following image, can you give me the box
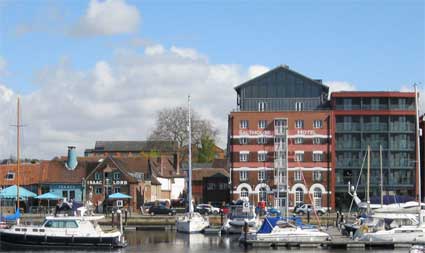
[176,214,209,233]
[0,231,126,249]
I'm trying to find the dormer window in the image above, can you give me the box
[113,172,120,180]
[258,102,266,112]
[5,172,15,180]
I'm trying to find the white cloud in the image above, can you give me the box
[0,56,7,76]
[71,0,141,36]
[144,44,165,56]
[0,45,259,159]
[247,65,269,79]
[325,81,357,94]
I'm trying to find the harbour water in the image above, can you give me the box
[0,230,412,252]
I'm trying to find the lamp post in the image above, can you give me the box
[81,178,86,203]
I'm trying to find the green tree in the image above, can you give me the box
[197,136,216,163]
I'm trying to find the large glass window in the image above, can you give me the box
[239,153,249,162]
[240,120,249,129]
[258,120,267,129]
[240,171,248,181]
[294,170,302,181]
[241,188,249,198]
[313,188,322,208]
[295,153,304,162]
[295,120,304,129]
[295,188,304,205]
[258,170,266,181]
[258,152,267,162]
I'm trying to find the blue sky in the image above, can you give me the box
[0,0,424,158]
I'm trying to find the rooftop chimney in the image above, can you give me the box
[65,146,78,170]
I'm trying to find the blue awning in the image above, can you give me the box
[108,192,132,199]
[35,192,62,200]
[0,185,37,199]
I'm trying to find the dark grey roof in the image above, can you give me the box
[234,65,329,92]
[93,141,177,153]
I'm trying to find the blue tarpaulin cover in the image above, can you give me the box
[257,217,281,233]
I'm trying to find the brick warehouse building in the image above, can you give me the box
[331,91,419,210]
[228,65,334,213]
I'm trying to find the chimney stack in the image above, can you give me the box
[65,146,78,170]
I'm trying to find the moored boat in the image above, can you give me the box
[0,214,127,249]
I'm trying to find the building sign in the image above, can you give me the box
[239,130,272,136]
[87,180,102,185]
[55,185,78,189]
[113,180,128,185]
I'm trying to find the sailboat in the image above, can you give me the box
[176,96,209,233]
[355,85,425,242]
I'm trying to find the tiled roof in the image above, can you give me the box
[149,155,182,178]
[0,163,43,186]
[40,158,98,184]
[191,168,229,181]
[91,141,178,153]
[212,159,227,169]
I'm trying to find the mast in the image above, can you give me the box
[188,95,193,214]
[414,84,422,225]
[16,97,20,210]
[367,145,370,214]
[380,145,383,208]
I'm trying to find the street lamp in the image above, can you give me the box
[81,177,86,203]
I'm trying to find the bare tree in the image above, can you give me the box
[148,106,218,162]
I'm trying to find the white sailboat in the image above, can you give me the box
[356,85,425,242]
[176,96,209,233]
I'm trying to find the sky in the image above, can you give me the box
[0,0,424,159]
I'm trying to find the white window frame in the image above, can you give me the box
[295,152,304,162]
[258,152,267,162]
[294,137,303,144]
[258,120,267,129]
[240,171,248,181]
[313,188,322,208]
[313,152,323,162]
[295,102,304,111]
[5,172,15,180]
[313,120,323,129]
[258,170,266,181]
[241,187,249,198]
[240,120,248,129]
[258,102,266,112]
[313,137,321,145]
[313,171,322,181]
[113,172,120,180]
[239,152,249,162]
[294,170,302,181]
[239,138,248,145]
[295,120,304,129]
[257,137,267,144]
[295,188,304,205]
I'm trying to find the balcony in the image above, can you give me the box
[361,104,389,110]
[335,104,361,110]
[390,123,415,132]
[274,159,286,168]
[362,123,388,132]
[336,123,361,132]
[274,126,286,136]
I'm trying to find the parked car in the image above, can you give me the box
[195,204,220,215]
[143,200,169,213]
[294,204,327,216]
[148,205,176,216]
[171,198,186,207]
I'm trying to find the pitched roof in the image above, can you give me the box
[212,158,227,169]
[234,65,329,92]
[192,168,229,181]
[149,155,183,178]
[91,141,178,153]
[40,158,98,184]
[0,163,43,186]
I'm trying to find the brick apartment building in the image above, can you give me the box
[228,65,333,213]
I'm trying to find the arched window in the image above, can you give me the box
[313,187,322,208]
[259,187,267,201]
[241,187,249,198]
[295,187,304,205]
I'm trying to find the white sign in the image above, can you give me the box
[242,201,250,213]
[297,130,316,135]
[239,130,271,136]
[116,200,123,207]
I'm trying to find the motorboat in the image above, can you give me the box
[222,204,259,234]
[242,216,331,243]
[0,214,127,249]
[176,212,210,233]
[356,225,425,242]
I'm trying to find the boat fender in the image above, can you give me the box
[361,225,368,233]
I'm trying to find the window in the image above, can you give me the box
[95,187,102,194]
[239,152,249,162]
[258,170,266,181]
[295,120,304,129]
[69,191,75,200]
[258,102,266,112]
[94,172,102,180]
[5,172,15,180]
[258,120,267,129]
[313,120,323,128]
[240,120,248,129]
[313,171,322,181]
[313,188,322,208]
[257,137,267,144]
[114,187,120,193]
[277,171,286,184]
[313,138,321,145]
[44,220,78,229]
[62,191,68,199]
[313,152,323,162]
[294,137,304,144]
[295,102,304,111]
[240,171,248,181]
[239,138,248,145]
[113,172,120,180]
[294,170,302,181]
[258,152,267,162]
[259,187,267,201]
[295,152,304,162]
[295,188,304,205]
[241,188,249,198]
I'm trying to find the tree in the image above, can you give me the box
[197,136,216,163]
[148,106,218,163]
